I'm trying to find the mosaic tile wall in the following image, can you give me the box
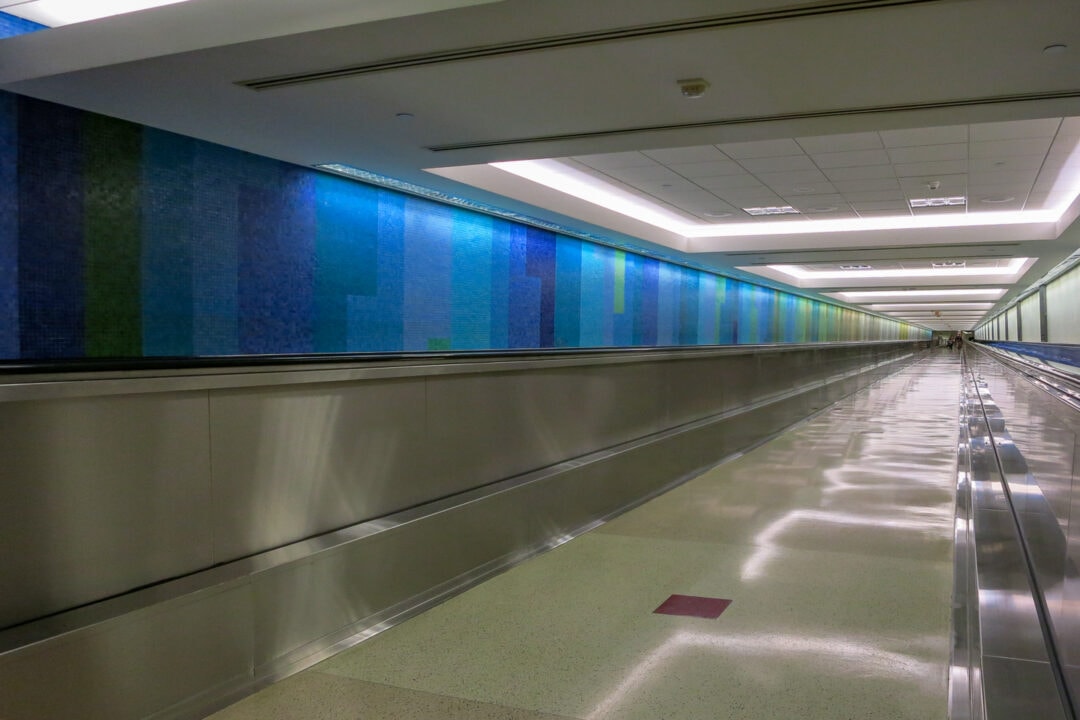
[0,91,926,361]
[0,12,46,39]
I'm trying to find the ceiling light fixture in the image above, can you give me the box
[1044,43,1068,55]
[980,196,1015,204]
[909,196,967,208]
[839,264,873,271]
[677,78,710,99]
[702,211,733,218]
[0,0,192,26]
[744,206,800,216]
[930,261,966,268]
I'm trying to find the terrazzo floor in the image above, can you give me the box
[209,353,961,719]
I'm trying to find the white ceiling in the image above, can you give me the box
[3,0,1080,332]
[560,118,1080,221]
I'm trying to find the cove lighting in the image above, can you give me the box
[0,0,191,26]
[768,257,1028,280]
[838,288,1006,299]
[491,160,698,233]
[483,132,1080,240]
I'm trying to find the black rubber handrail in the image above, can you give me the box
[0,339,923,376]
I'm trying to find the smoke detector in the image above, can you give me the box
[677,78,710,98]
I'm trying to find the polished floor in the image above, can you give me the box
[209,353,961,720]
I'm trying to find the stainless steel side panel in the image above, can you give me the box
[425,362,666,489]
[0,343,925,720]
[0,583,252,720]
[208,378,428,562]
[0,392,213,628]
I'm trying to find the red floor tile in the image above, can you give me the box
[653,594,732,619]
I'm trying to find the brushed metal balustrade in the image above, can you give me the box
[0,341,924,720]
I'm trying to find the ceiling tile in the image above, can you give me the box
[970,137,1053,157]
[604,165,683,182]
[968,155,1045,172]
[1032,163,1080,192]
[717,139,804,159]
[667,160,744,178]
[850,200,910,212]
[966,184,1031,200]
[680,198,739,213]
[571,152,655,170]
[968,198,1026,212]
[841,189,906,203]
[833,177,901,193]
[879,125,968,148]
[1038,153,1080,173]
[887,143,968,164]
[795,132,883,154]
[1024,192,1055,208]
[631,179,706,195]
[643,145,730,164]
[1058,117,1080,134]
[898,174,967,195]
[754,169,829,190]
[738,155,818,173]
[695,174,764,191]
[785,195,851,213]
[718,189,788,206]
[783,193,846,205]
[893,160,968,177]
[822,165,896,182]
[967,169,1038,187]
[969,118,1062,141]
[811,149,892,169]
[1047,134,1080,156]
[776,181,838,197]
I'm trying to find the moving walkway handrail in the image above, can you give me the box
[975,342,1080,410]
[961,344,1078,720]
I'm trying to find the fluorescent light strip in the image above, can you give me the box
[768,258,1027,280]
[0,0,190,26]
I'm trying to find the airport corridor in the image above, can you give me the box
[209,352,961,720]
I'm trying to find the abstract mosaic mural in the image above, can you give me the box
[0,12,45,39]
[0,91,927,361]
